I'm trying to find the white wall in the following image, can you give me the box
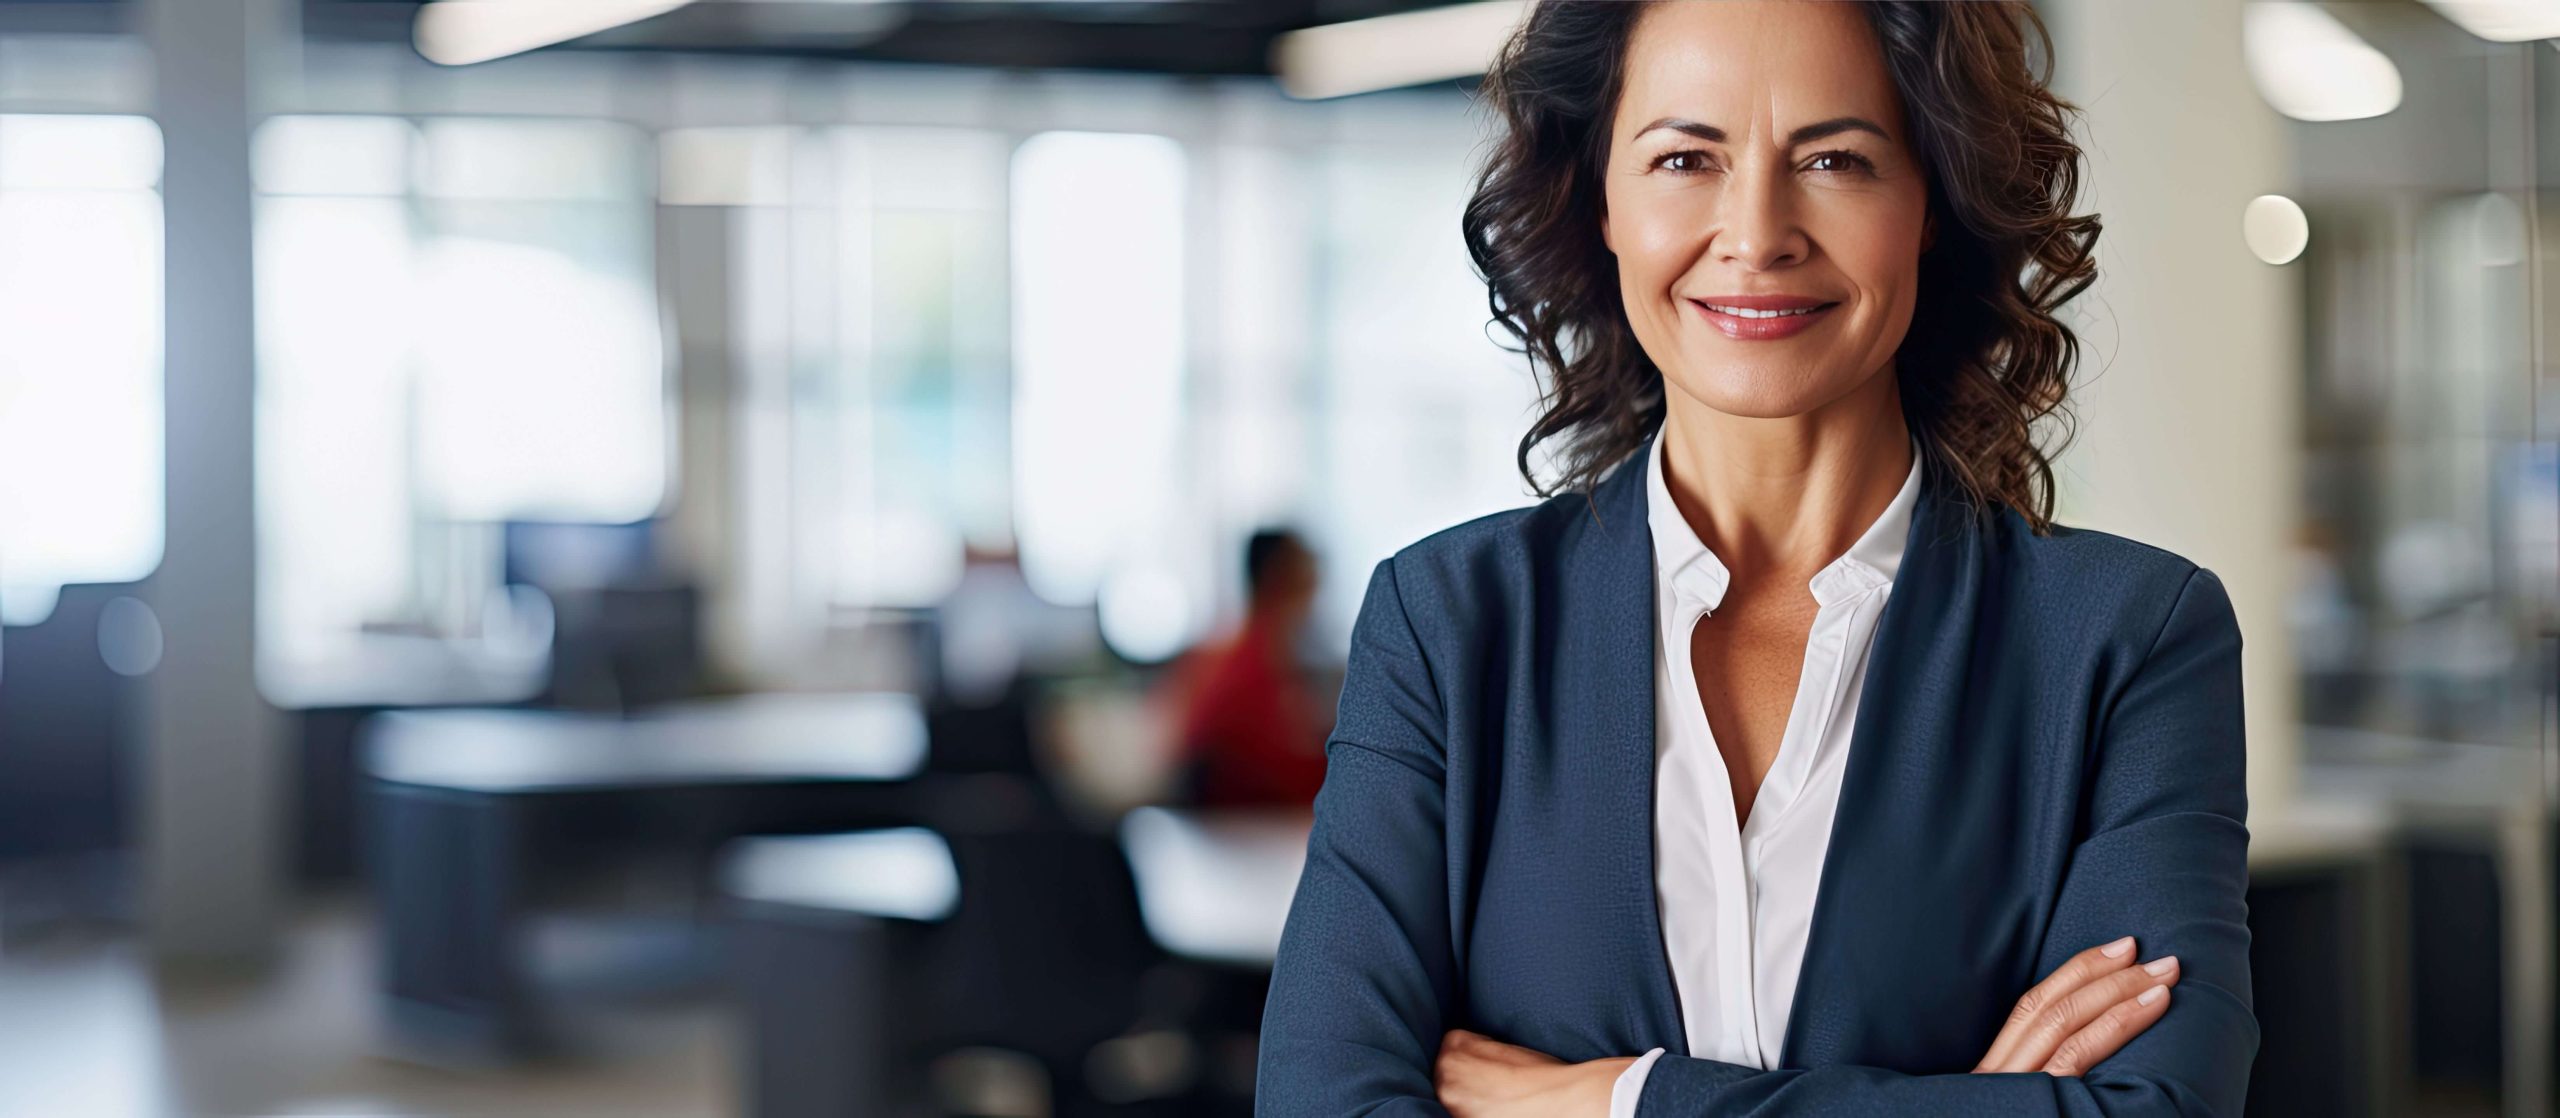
[2044,0,2303,821]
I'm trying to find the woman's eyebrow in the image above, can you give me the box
[1632,115,1889,145]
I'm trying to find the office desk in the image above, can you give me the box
[1112,807,1309,1113]
[720,829,960,1118]
[723,818,1170,1118]
[1117,807,1310,968]
[269,636,549,885]
[2291,728,2553,1118]
[365,693,928,1061]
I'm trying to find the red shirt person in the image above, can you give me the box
[1164,530,1333,808]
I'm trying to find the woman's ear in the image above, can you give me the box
[1920,212,1936,253]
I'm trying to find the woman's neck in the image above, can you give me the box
[1656,369,1914,586]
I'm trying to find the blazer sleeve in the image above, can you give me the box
[1634,566,2259,1117]
[1257,554,1458,1117]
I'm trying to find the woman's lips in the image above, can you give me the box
[1687,297,1841,341]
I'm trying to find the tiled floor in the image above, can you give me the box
[0,902,733,1118]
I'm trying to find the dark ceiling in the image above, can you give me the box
[298,0,1471,77]
[0,0,124,35]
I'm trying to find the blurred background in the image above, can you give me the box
[0,0,2548,1114]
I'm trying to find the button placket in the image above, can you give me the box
[1639,426,1927,1074]
[1680,580,1759,1069]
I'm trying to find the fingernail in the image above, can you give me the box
[2138,985,2166,1006]
[2144,955,2179,978]
[2101,936,2134,958]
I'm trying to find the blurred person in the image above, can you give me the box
[1161,528,1332,808]
[1258,4,2253,1117]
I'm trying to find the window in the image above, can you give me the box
[556,76,1536,680]
[1009,131,1191,659]
[0,114,164,625]
[835,127,1010,609]
[254,114,664,674]
[413,118,665,522]
[1309,135,1541,644]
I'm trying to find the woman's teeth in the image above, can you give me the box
[1705,304,1823,318]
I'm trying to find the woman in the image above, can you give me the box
[1257,2,2255,1116]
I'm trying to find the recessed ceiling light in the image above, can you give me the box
[2420,0,2560,42]
[2244,2,2402,122]
[2244,194,2310,265]
[1272,1,1529,100]
[413,0,696,67]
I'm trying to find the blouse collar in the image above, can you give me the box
[1643,423,1923,616]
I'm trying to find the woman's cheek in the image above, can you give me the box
[1616,194,1715,269]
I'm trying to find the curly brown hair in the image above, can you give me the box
[1462,0,2100,533]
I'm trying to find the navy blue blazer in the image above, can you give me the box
[1258,436,2256,1115]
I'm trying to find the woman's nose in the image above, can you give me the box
[1713,164,1809,271]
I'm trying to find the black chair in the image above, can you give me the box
[543,584,706,712]
[0,584,141,860]
[726,819,1184,1118]
[0,583,145,934]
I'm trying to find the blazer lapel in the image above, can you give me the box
[1776,464,1991,1070]
[1557,446,1691,1053]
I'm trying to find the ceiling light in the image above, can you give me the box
[1273,1,1529,101]
[2244,2,2402,122]
[413,0,697,67]
[2420,0,2560,42]
[2244,194,2310,265]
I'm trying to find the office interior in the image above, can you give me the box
[0,0,2550,1115]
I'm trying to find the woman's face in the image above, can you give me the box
[1602,0,1932,421]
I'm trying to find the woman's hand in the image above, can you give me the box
[1432,934,2175,1114]
[1972,935,2181,1077]
[1434,1028,1633,1117]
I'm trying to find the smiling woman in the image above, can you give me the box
[1258,2,2255,1116]
[1465,0,2097,531]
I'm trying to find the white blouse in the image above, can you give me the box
[1609,428,1923,1115]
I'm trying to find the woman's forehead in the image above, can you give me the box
[1615,1,1902,140]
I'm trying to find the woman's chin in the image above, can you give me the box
[1671,375,1859,423]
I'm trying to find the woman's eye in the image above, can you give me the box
[1651,150,1712,174]
[1807,150,1876,175]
